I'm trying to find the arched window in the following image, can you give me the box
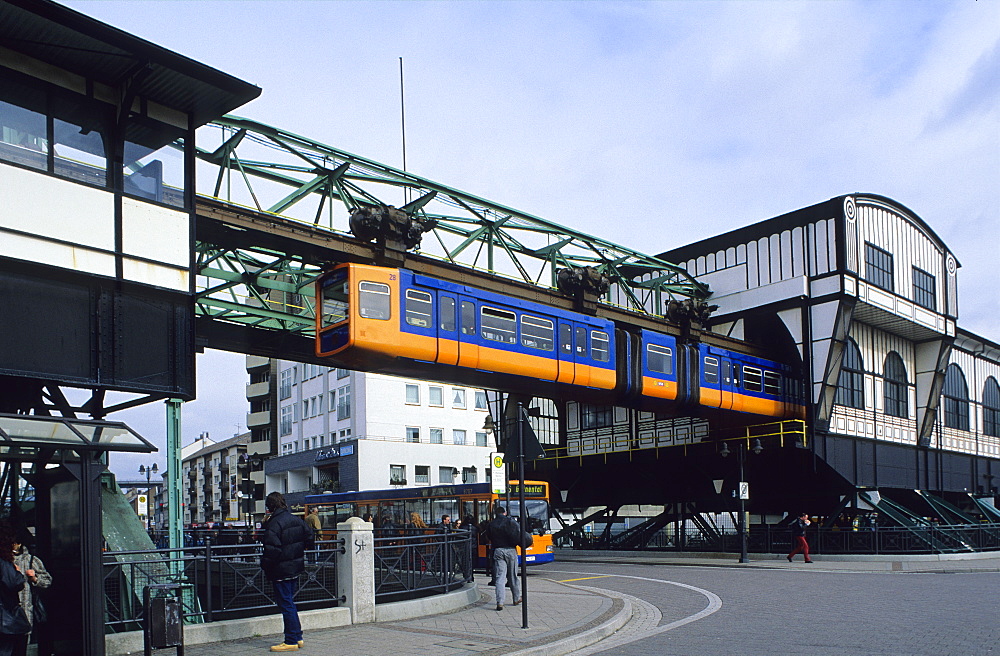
[984,377,1000,438]
[835,339,864,409]
[883,352,908,418]
[942,364,969,431]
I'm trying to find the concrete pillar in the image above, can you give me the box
[337,517,375,623]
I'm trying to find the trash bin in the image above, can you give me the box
[143,583,186,656]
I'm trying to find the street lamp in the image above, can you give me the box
[720,439,762,563]
[138,463,158,530]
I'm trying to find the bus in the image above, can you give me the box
[303,481,555,566]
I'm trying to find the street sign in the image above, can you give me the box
[490,452,506,495]
[739,481,750,500]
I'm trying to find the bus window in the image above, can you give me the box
[359,281,391,320]
[591,331,610,362]
[405,289,432,327]
[461,301,476,335]
[440,296,456,331]
[521,315,554,350]
[704,357,719,383]
[481,306,516,344]
[647,344,673,374]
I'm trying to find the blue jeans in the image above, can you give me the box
[493,547,520,606]
[272,578,302,645]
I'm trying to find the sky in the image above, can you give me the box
[63,1,999,478]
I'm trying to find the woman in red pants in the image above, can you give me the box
[787,513,813,563]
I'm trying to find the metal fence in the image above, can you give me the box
[374,528,473,602]
[103,536,342,633]
[571,522,1000,555]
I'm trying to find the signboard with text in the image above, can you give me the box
[490,452,506,495]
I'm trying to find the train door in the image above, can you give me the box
[437,293,459,365]
[456,297,480,369]
[556,323,575,384]
[573,325,591,387]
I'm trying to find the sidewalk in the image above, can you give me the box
[170,550,1000,656]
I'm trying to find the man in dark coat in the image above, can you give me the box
[260,492,309,651]
[485,506,521,611]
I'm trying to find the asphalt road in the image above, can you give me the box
[534,561,1000,656]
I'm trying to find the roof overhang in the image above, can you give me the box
[0,413,155,459]
[0,0,261,127]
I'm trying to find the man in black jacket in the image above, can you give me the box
[261,492,309,651]
[485,506,521,611]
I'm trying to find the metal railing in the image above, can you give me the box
[374,528,474,602]
[569,522,1000,555]
[103,536,342,633]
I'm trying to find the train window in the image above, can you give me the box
[723,361,732,384]
[733,365,741,386]
[647,345,673,374]
[320,273,348,328]
[521,315,554,350]
[575,327,588,355]
[764,371,781,396]
[440,297,456,331]
[591,331,610,362]
[560,324,573,355]
[704,357,719,383]
[744,367,763,392]
[359,281,391,320]
[481,306,516,343]
[461,301,476,335]
[405,289,433,327]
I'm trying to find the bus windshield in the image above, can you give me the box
[496,499,549,534]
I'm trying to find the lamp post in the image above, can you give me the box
[720,439,762,563]
[138,463,158,531]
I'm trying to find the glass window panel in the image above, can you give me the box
[835,339,865,409]
[743,367,763,392]
[481,306,516,343]
[520,315,554,350]
[53,118,106,186]
[405,289,433,327]
[123,136,185,207]
[405,384,420,404]
[865,243,894,293]
[591,331,610,362]
[359,281,391,320]
[440,296,456,331]
[704,357,719,383]
[0,98,47,170]
[912,267,936,312]
[560,324,573,355]
[429,386,443,406]
[763,371,781,396]
[461,301,476,335]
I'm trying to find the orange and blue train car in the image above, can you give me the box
[316,263,804,419]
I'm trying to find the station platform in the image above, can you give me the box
[167,549,1000,656]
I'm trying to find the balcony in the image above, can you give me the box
[246,381,270,399]
[246,411,271,428]
[246,355,270,369]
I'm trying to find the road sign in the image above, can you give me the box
[491,452,506,495]
[739,481,750,500]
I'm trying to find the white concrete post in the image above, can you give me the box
[336,517,375,623]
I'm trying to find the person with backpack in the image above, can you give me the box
[485,506,521,611]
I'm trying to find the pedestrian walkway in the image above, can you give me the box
[171,550,1000,656]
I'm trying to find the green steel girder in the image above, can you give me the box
[191,115,710,333]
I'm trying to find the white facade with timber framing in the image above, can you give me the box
[658,194,999,495]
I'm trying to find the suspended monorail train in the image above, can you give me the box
[316,263,805,419]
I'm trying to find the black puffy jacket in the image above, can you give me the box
[260,508,309,581]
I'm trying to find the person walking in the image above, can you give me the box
[11,537,50,656]
[786,512,813,563]
[0,525,28,656]
[485,506,521,611]
[260,492,309,652]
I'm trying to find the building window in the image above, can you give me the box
[429,386,443,407]
[430,428,443,444]
[883,352,908,418]
[942,364,969,430]
[476,431,488,447]
[835,339,865,410]
[390,465,406,485]
[415,466,430,484]
[406,427,420,443]
[337,385,351,420]
[865,243,894,293]
[462,467,478,484]
[453,429,467,445]
[329,391,336,413]
[912,267,936,311]
[279,405,293,436]
[581,404,613,429]
[279,368,293,400]
[475,390,488,411]
[439,467,455,484]
[452,388,466,409]
[337,368,350,379]
[984,377,1000,438]
[405,384,420,405]
[303,438,311,450]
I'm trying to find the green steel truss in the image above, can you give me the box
[194,115,710,337]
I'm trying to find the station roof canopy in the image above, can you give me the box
[0,413,155,456]
[0,0,261,126]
